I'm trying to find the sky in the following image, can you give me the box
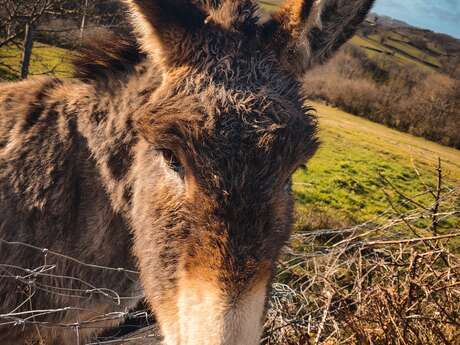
[373,0,460,38]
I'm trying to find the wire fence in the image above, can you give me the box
[1,167,459,344]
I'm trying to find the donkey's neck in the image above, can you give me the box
[72,62,161,216]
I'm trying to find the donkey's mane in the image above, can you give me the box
[73,30,146,81]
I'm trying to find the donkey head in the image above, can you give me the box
[125,1,374,344]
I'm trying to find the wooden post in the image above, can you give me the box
[20,22,34,79]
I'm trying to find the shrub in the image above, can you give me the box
[302,45,460,149]
[263,165,460,344]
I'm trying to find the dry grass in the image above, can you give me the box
[263,163,460,345]
[264,233,460,344]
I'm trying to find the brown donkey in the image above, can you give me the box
[0,1,374,344]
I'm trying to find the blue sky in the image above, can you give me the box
[373,0,460,38]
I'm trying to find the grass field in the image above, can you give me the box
[381,36,442,67]
[350,35,392,53]
[259,0,279,12]
[352,34,441,71]
[0,42,73,80]
[293,102,460,228]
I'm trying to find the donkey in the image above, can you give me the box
[0,0,374,344]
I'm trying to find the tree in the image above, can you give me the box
[0,0,69,78]
[0,0,125,79]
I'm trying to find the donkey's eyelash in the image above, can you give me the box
[160,149,184,174]
[298,164,307,171]
[284,177,293,192]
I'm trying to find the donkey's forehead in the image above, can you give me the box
[148,83,308,140]
[144,84,317,178]
[146,73,312,136]
[163,27,298,94]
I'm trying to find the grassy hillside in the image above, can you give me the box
[352,32,444,71]
[259,0,279,12]
[350,35,438,70]
[0,42,72,80]
[294,102,460,228]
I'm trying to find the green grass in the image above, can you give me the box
[384,38,441,67]
[0,42,73,80]
[349,35,423,67]
[293,103,460,226]
[259,0,279,12]
[362,33,443,70]
[387,32,410,43]
[351,35,392,53]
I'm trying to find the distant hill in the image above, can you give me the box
[368,14,412,29]
[356,14,460,75]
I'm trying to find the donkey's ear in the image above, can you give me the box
[263,0,375,76]
[124,0,207,66]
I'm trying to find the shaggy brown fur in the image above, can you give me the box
[0,1,374,344]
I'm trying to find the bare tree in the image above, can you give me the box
[0,0,67,78]
[20,22,34,78]
[0,0,125,79]
[79,0,89,40]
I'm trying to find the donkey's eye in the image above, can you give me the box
[161,149,184,175]
[284,177,292,192]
